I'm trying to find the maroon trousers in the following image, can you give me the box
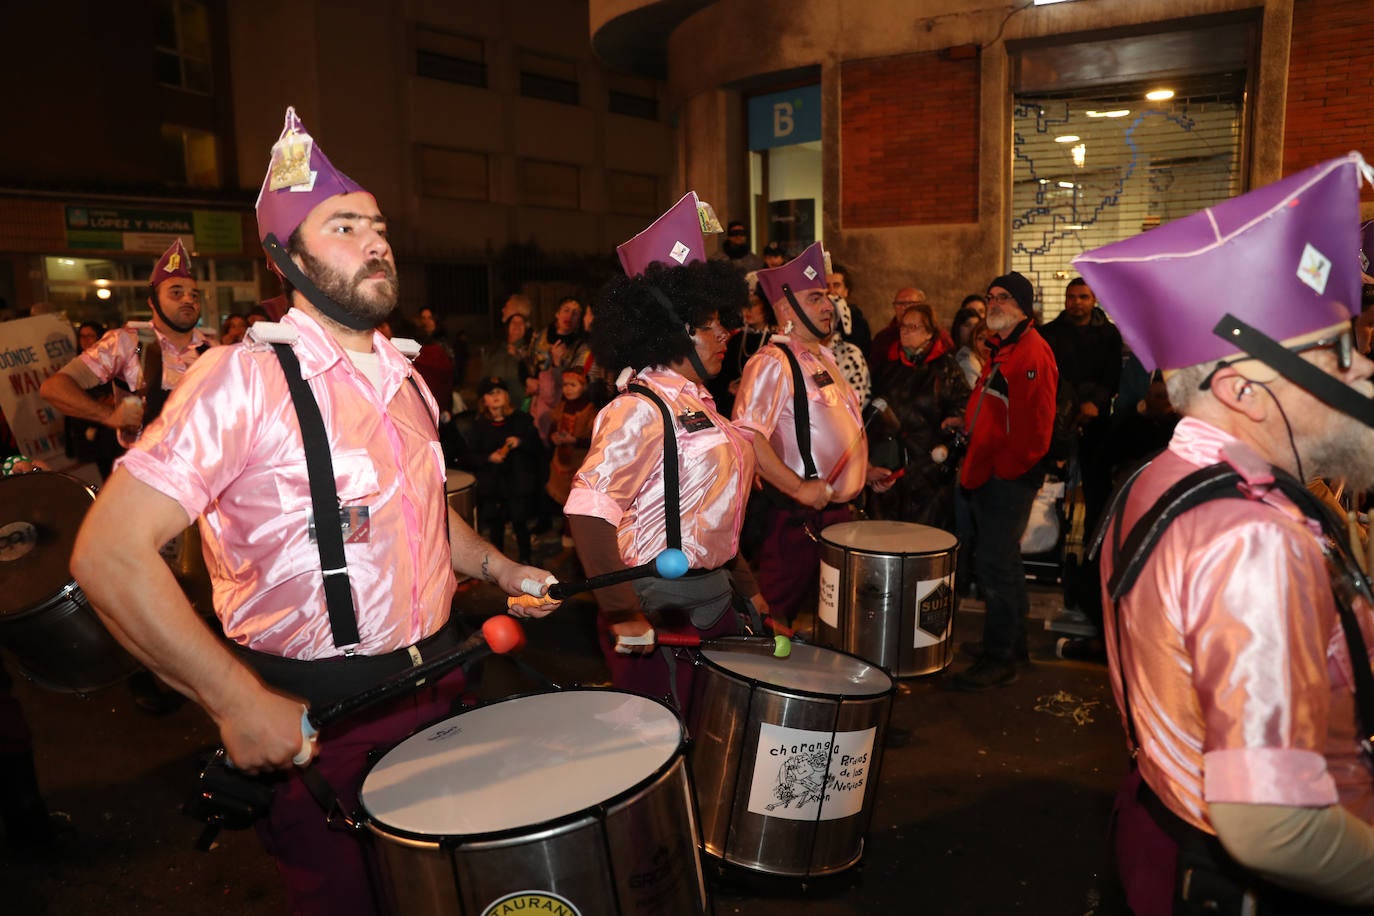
[754,503,856,625]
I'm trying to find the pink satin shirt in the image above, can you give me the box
[118,310,452,660]
[80,324,211,392]
[1101,417,1374,832]
[732,336,867,502]
[565,367,754,570]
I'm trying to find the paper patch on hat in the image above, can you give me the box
[803,265,818,281]
[1297,243,1332,295]
[269,129,315,191]
[288,171,320,194]
[670,241,691,264]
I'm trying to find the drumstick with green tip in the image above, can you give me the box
[656,632,793,658]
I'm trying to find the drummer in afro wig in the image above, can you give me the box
[565,192,771,713]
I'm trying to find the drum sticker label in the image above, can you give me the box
[481,890,580,916]
[748,722,876,821]
[0,520,38,562]
[818,561,840,628]
[916,577,955,648]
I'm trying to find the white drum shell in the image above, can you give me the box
[361,689,708,915]
[684,642,894,878]
[817,520,959,677]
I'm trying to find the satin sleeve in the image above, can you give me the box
[565,395,663,528]
[732,347,789,439]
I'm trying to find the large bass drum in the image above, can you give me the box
[361,689,708,915]
[684,640,894,879]
[0,473,139,692]
[817,520,959,676]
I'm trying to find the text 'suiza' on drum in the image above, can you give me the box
[361,689,708,916]
[0,473,139,692]
[684,640,894,878]
[446,469,477,529]
[817,520,959,677]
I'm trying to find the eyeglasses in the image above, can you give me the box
[899,323,930,333]
[987,292,1016,303]
[893,300,924,307]
[1198,330,1354,390]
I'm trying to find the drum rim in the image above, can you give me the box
[360,687,688,844]
[694,640,896,699]
[0,473,97,615]
[818,519,957,555]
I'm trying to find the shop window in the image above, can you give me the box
[160,125,220,187]
[418,145,489,201]
[606,171,659,217]
[155,0,213,94]
[518,160,580,210]
[519,51,579,106]
[416,27,486,89]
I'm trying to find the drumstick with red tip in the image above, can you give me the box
[507,547,690,611]
[294,615,525,763]
[656,632,793,658]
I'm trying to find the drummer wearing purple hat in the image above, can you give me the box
[566,191,768,712]
[733,242,895,627]
[67,107,561,916]
[41,238,211,461]
[1076,152,1374,913]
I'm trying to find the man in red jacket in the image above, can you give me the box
[954,271,1058,690]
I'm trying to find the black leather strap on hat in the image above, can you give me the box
[647,286,711,382]
[1211,313,1374,429]
[781,283,826,340]
[263,232,375,332]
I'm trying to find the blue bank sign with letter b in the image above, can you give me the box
[748,85,821,151]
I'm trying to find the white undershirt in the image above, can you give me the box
[344,348,382,391]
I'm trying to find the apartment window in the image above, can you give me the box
[160,125,219,187]
[607,171,659,217]
[155,0,212,94]
[607,74,659,120]
[416,27,486,88]
[519,159,580,209]
[519,51,579,105]
[417,145,488,201]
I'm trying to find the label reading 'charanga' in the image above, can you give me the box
[747,722,876,821]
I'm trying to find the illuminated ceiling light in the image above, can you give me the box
[1071,143,1087,168]
[1054,134,1080,143]
[94,278,110,286]
[59,258,76,265]
[1033,0,1077,4]
[1145,88,1175,101]
[1064,224,1085,230]
[1057,181,1076,189]
[1039,178,1049,184]
[96,288,112,300]
[1086,109,1131,118]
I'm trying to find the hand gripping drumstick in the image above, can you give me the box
[292,615,526,765]
[506,547,691,611]
[826,397,897,487]
[656,631,794,659]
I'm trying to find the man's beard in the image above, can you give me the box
[723,240,750,259]
[298,249,398,327]
[1300,409,1374,491]
[986,310,1019,334]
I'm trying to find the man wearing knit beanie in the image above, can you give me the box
[953,270,1059,690]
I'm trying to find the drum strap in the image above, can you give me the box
[773,343,819,480]
[627,383,682,550]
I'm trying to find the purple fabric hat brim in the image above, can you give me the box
[617,192,706,276]
[757,241,828,307]
[1074,154,1366,372]
[255,132,367,246]
[149,238,193,287]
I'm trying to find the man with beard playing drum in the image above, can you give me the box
[1076,152,1374,913]
[67,106,561,916]
[565,192,768,715]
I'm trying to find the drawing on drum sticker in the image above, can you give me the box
[915,577,955,648]
[748,722,876,821]
[481,889,581,916]
[818,561,840,628]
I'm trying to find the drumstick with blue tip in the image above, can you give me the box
[505,547,690,611]
[657,631,793,658]
[292,615,526,765]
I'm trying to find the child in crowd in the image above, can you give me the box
[463,378,543,564]
[545,368,598,538]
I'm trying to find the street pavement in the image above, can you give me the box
[3,542,1129,915]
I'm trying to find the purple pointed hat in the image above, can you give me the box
[254,106,367,246]
[1073,153,1370,372]
[149,238,193,287]
[617,191,721,276]
[757,241,829,306]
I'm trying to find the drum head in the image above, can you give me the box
[820,520,956,555]
[362,690,683,838]
[445,469,475,494]
[702,642,893,697]
[0,473,95,617]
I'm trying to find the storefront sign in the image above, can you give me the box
[0,315,78,468]
[192,210,243,254]
[748,85,821,151]
[65,206,242,254]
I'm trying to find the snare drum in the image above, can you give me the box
[817,520,959,676]
[684,641,894,878]
[0,473,139,692]
[361,689,708,915]
[446,469,477,529]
